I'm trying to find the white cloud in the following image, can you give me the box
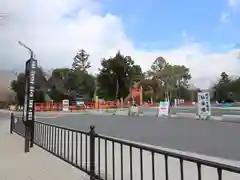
[0,0,240,89]
[220,12,230,22]
[219,0,240,23]
[228,0,240,9]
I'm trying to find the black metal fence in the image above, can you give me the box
[10,113,240,180]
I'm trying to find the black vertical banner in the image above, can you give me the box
[22,61,29,122]
[23,59,37,123]
[26,59,37,122]
[23,58,37,153]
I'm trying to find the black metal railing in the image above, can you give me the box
[10,113,240,180]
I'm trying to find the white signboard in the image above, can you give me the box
[62,99,69,111]
[131,106,138,113]
[76,101,85,107]
[158,101,169,117]
[197,92,211,119]
[128,105,139,116]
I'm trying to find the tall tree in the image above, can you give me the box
[49,68,96,100]
[52,68,70,80]
[220,72,229,83]
[48,68,71,102]
[72,49,91,72]
[97,51,143,100]
[129,65,144,84]
[65,70,95,98]
[229,78,240,101]
[146,57,191,101]
[10,68,48,104]
[10,63,97,104]
[10,73,25,105]
[212,72,233,102]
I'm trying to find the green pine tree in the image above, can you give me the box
[72,49,91,72]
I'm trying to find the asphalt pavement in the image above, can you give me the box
[38,113,240,161]
[3,108,240,161]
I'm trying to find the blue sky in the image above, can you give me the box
[2,0,240,88]
[101,0,240,51]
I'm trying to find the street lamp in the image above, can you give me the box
[18,41,34,59]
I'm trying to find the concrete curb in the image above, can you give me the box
[173,113,223,121]
[221,115,240,123]
[174,113,240,123]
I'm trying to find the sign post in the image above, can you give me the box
[62,99,70,111]
[197,92,211,120]
[18,41,37,153]
[22,58,37,152]
[157,101,170,117]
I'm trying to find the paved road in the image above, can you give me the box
[39,114,240,161]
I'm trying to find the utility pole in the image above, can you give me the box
[18,41,37,153]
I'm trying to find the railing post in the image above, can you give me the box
[30,120,35,148]
[89,125,96,180]
[10,112,14,134]
[24,121,30,153]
